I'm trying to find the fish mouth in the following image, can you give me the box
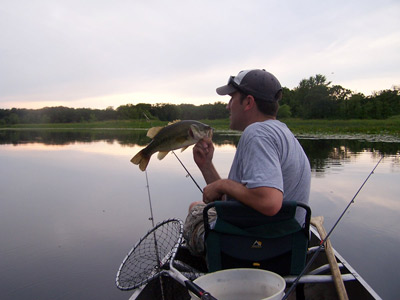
[203,125,214,138]
[190,124,213,139]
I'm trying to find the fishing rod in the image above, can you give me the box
[172,150,203,194]
[144,169,168,300]
[283,155,384,299]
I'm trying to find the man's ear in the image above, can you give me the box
[243,95,256,111]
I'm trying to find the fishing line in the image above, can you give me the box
[144,169,166,299]
[283,155,384,299]
[145,170,156,227]
[172,150,203,194]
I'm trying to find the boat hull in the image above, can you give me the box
[124,228,381,300]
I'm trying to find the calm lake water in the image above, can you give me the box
[1,129,399,299]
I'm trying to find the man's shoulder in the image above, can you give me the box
[244,120,287,136]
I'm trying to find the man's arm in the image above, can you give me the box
[203,179,283,216]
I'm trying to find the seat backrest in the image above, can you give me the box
[203,201,311,275]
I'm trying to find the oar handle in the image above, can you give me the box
[311,216,349,300]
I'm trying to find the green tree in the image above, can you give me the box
[281,87,300,117]
[277,104,291,118]
[152,104,181,121]
[8,113,20,124]
[346,93,366,119]
[372,88,400,118]
[330,85,353,119]
[295,74,334,119]
[117,104,138,119]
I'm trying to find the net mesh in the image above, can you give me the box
[116,219,183,290]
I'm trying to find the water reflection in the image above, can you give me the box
[1,129,399,172]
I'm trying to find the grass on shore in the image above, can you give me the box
[283,117,400,136]
[2,117,400,137]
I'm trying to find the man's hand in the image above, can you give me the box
[193,138,220,185]
[193,137,214,170]
[202,180,225,204]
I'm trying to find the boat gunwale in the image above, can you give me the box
[124,224,382,300]
[310,227,382,300]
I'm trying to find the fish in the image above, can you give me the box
[131,120,213,171]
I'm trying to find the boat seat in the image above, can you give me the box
[203,200,311,276]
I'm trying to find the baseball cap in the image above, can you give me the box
[216,69,282,102]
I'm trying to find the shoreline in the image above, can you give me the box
[1,118,399,138]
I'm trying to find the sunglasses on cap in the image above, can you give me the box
[227,76,246,94]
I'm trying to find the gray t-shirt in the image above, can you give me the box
[228,120,311,224]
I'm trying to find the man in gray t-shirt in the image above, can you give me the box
[183,69,311,255]
[228,120,310,224]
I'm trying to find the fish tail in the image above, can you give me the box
[130,150,151,171]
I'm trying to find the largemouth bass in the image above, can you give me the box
[131,120,213,171]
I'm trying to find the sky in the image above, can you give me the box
[1,0,399,110]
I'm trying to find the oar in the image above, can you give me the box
[311,216,349,300]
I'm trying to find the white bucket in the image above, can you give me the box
[189,268,285,300]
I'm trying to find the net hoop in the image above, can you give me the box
[116,218,183,290]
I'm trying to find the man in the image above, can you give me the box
[183,69,311,256]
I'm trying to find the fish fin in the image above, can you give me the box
[181,146,189,152]
[146,126,163,139]
[167,120,181,126]
[157,151,169,160]
[130,150,151,171]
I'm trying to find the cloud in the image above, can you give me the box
[1,0,399,109]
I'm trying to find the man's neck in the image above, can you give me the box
[253,113,276,123]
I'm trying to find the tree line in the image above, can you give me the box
[0,102,229,125]
[280,74,399,119]
[1,74,399,125]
